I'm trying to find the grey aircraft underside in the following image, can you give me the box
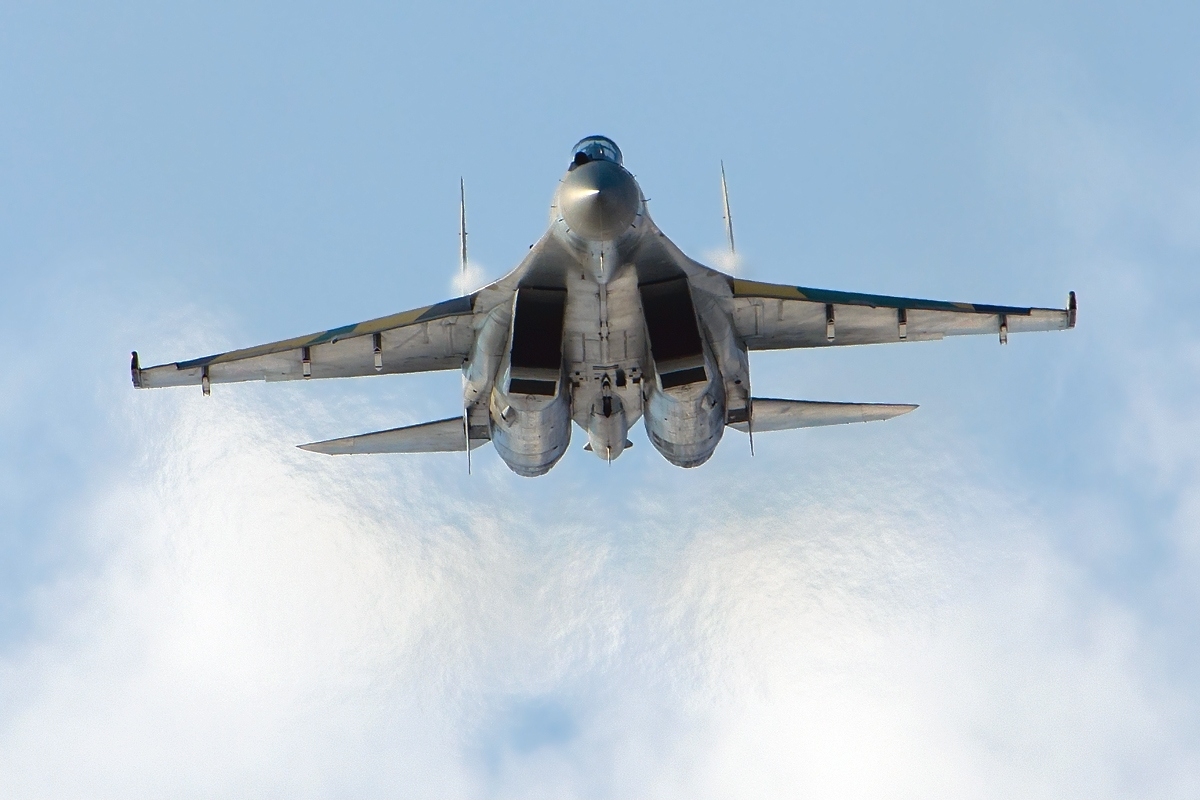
[132,136,1077,476]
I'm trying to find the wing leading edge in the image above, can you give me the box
[729,278,1076,350]
[133,295,479,391]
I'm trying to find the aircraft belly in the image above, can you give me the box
[563,264,647,439]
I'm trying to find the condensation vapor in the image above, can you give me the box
[702,247,743,275]
[453,261,488,296]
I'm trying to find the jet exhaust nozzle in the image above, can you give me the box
[559,159,640,241]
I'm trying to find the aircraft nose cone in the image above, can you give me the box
[559,160,641,241]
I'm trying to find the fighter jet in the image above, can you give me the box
[132,136,1076,476]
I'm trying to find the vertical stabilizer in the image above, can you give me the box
[720,161,736,255]
[459,177,468,279]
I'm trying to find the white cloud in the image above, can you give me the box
[1,373,1196,799]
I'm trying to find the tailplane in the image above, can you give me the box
[299,417,489,455]
[730,399,917,433]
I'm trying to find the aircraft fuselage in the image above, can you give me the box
[474,140,747,476]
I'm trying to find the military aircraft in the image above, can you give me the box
[132,136,1076,476]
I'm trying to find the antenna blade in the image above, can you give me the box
[720,161,736,255]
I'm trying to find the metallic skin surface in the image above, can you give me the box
[585,383,629,461]
[728,400,918,433]
[488,369,572,477]
[134,137,1076,476]
[298,417,488,454]
[642,350,727,468]
[557,159,642,242]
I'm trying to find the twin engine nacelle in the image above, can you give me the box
[637,275,728,468]
[488,377,572,478]
[486,286,573,477]
[476,274,730,476]
[488,358,726,476]
[641,360,726,469]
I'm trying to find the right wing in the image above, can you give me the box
[133,294,483,390]
[728,278,1076,350]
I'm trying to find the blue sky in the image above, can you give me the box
[2,2,1199,797]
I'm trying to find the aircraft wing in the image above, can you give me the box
[727,278,1075,350]
[133,295,481,390]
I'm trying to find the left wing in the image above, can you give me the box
[133,295,480,391]
[728,278,1075,350]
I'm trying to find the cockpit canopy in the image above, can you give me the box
[570,136,622,169]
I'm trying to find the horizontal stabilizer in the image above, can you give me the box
[730,399,917,433]
[298,416,489,455]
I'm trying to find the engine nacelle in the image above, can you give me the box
[638,273,726,467]
[489,377,572,477]
[489,285,572,477]
[643,365,726,468]
[462,304,511,406]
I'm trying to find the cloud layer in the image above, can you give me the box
[1,356,1196,798]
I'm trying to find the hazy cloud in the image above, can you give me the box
[1,363,1196,798]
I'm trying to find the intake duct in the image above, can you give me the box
[507,286,567,397]
[639,276,707,389]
